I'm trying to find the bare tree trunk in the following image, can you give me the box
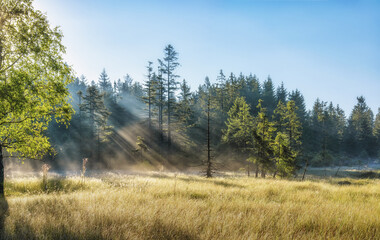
[167,64,171,147]
[335,166,341,177]
[0,145,4,197]
[206,96,212,178]
[261,169,266,178]
[302,159,309,181]
[255,164,259,178]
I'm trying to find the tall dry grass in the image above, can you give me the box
[1,173,379,239]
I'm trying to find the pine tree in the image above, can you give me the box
[272,100,302,177]
[216,70,227,111]
[98,68,113,94]
[347,96,375,158]
[156,66,166,143]
[276,82,287,104]
[223,97,254,150]
[253,99,276,177]
[158,44,180,146]
[176,79,192,126]
[245,74,261,115]
[199,82,217,177]
[143,61,156,129]
[261,76,276,117]
[80,85,112,162]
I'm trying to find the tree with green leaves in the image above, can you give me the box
[158,44,180,146]
[0,0,74,196]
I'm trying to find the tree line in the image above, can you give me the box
[45,45,380,177]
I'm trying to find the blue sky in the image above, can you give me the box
[33,0,380,115]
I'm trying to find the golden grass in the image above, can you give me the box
[1,173,379,239]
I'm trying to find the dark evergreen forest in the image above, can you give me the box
[47,45,380,176]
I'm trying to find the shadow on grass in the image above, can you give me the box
[144,219,200,240]
[0,197,8,240]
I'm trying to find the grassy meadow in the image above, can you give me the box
[0,171,379,240]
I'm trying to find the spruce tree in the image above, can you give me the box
[158,44,180,146]
[253,99,276,177]
[276,82,287,104]
[143,61,156,129]
[98,68,113,94]
[80,85,112,162]
[261,76,276,117]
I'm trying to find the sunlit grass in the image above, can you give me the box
[1,173,379,239]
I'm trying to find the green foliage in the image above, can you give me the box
[253,99,276,172]
[222,97,254,149]
[273,101,302,176]
[80,85,112,143]
[0,0,74,159]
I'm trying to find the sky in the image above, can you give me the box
[33,0,380,115]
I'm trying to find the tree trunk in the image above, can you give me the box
[0,145,4,197]
[255,164,259,178]
[302,159,309,181]
[206,96,212,178]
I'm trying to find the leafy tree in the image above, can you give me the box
[0,0,74,195]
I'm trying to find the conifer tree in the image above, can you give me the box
[158,44,180,146]
[98,68,113,94]
[176,79,192,126]
[347,96,375,158]
[253,99,276,177]
[216,70,227,111]
[276,82,287,104]
[245,74,261,115]
[223,97,254,150]
[262,76,276,117]
[143,61,156,129]
[80,85,112,162]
